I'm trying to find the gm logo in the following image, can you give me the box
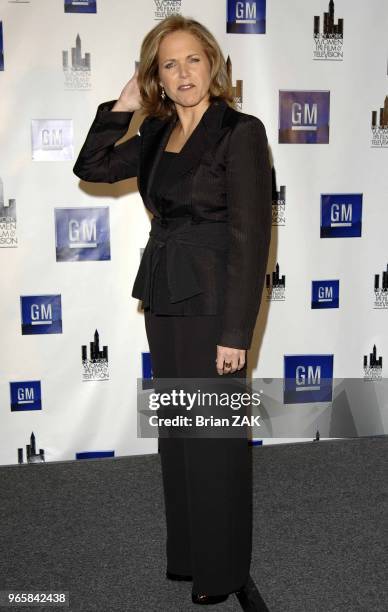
[10,381,42,411]
[20,295,62,334]
[279,90,330,143]
[64,0,97,14]
[55,207,110,261]
[31,119,74,161]
[284,355,333,404]
[141,351,154,391]
[312,280,339,309]
[321,194,362,238]
[41,128,63,149]
[227,0,266,34]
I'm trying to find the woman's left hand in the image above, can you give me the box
[216,345,246,375]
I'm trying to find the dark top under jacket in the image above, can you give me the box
[72,97,272,349]
[150,151,188,316]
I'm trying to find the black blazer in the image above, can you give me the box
[72,97,272,350]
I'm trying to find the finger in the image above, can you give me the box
[215,351,225,375]
[223,357,238,374]
[237,351,246,369]
[216,354,234,375]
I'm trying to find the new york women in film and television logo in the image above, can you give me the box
[0,177,17,248]
[313,0,343,61]
[371,96,388,148]
[154,0,182,20]
[272,170,286,227]
[81,329,109,381]
[62,33,91,90]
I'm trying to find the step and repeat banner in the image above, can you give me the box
[1,0,387,465]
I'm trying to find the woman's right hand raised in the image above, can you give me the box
[112,69,142,112]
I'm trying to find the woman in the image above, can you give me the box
[73,15,272,607]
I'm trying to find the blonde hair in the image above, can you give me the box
[138,15,235,119]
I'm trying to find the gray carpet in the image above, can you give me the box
[1,437,388,611]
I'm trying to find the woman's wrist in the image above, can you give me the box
[111,98,137,112]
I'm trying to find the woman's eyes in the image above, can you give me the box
[164,58,200,69]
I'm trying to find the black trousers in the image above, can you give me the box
[144,310,253,595]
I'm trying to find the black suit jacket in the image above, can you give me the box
[72,97,272,349]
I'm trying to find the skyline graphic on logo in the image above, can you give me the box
[371,96,388,129]
[82,329,109,381]
[363,344,383,380]
[226,55,243,107]
[272,175,286,226]
[227,0,266,34]
[364,344,382,368]
[266,262,285,301]
[314,0,343,38]
[279,91,330,143]
[374,263,388,309]
[0,176,17,247]
[313,0,344,61]
[63,33,91,71]
[18,432,45,464]
[371,96,388,147]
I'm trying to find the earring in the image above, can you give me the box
[161,85,166,100]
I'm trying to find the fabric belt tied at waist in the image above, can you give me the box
[131,217,228,309]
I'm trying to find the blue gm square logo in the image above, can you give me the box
[321,194,362,238]
[10,381,42,411]
[141,351,154,391]
[227,1,266,34]
[279,90,330,143]
[55,207,110,261]
[312,280,339,309]
[64,0,96,13]
[21,295,62,334]
[284,355,333,404]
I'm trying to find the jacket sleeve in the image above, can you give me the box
[217,116,272,350]
[72,99,146,183]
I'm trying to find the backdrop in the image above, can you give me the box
[1,0,387,465]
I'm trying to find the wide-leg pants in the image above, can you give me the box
[144,310,253,596]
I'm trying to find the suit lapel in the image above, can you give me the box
[139,98,231,211]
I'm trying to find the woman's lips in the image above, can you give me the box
[178,84,195,90]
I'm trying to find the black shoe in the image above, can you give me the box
[235,575,270,611]
[166,570,193,581]
[191,592,229,605]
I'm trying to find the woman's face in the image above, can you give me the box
[158,30,212,109]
